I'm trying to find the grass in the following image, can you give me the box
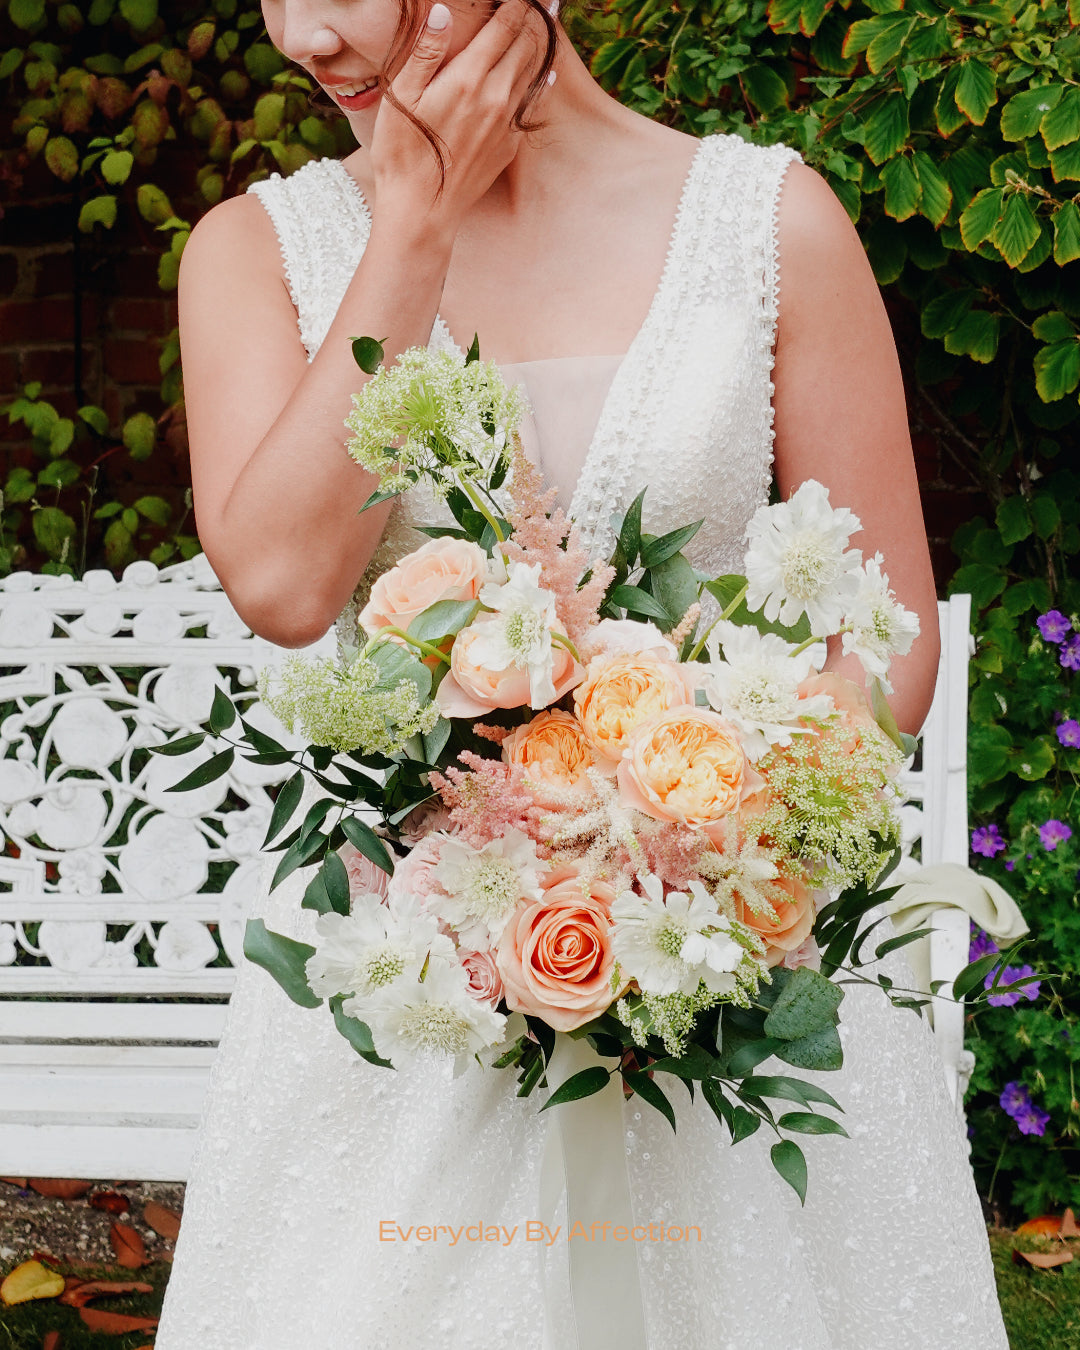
[0,1261,169,1349]
[990,1229,1080,1349]
[0,1233,1076,1346]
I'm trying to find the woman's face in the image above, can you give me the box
[262,0,489,123]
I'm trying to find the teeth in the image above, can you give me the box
[338,79,378,97]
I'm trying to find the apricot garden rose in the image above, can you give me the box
[436,614,582,719]
[501,710,596,795]
[617,708,748,829]
[573,650,696,769]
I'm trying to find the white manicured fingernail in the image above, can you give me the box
[427,3,450,29]
[546,68,557,85]
[547,0,560,14]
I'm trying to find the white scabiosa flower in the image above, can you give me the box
[702,621,832,760]
[432,829,544,946]
[472,561,561,707]
[743,479,863,636]
[359,959,507,1067]
[841,553,920,691]
[304,892,453,1000]
[611,874,745,997]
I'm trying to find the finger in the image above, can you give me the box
[466,0,545,72]
[391,2,454,108]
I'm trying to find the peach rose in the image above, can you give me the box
[336,841,393,902]
[496,864,627,1031]
[617,708,748,829]
[436,615,582,719]
[797,672,878,749]
[460,948,504,1006]
[358,537,486,635]
[573,651,696,768]
[733,875,815,968]
[502,711,595,795]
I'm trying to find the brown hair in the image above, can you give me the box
[359,0,562,195]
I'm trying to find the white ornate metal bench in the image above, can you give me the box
[0,558,974,1181]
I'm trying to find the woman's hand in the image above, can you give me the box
[370,0,552,233]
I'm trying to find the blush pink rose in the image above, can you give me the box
[358,537,486,635]
[386,832,451,901]
[496,864,627,1031]
[460,948,504,1006]
[436,615,582,719]
[336,841,393,902]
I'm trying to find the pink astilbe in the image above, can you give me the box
[501,439,614,649]
[429,751,541,847]
[633,817,709,891]
[670,602,701,649]
[473,723,511,746]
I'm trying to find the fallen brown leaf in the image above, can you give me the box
[109,1222,146,1270]
[43,1333,62,1350]
[59,1280,155,1309]
[0,1260,66,1306]
[28,1179,92,1200]
[1061,1208,1080,1238]
[78,1308,159,1335]
[0,1177,27,1188]
[142,1200,181,1242]
[1012,1248,1074,1270]
[89,1190,130,1215]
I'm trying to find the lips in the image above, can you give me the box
[323,76,382,113]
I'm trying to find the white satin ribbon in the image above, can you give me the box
[538,1033,648,1350]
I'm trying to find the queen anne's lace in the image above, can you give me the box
[157,140,1008,1350]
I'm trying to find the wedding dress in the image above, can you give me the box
[156,134,1008,1349]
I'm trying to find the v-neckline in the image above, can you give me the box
[329,136,711,523]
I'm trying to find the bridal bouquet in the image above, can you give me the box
[158,336,979,1203]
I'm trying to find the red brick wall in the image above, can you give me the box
[1,165,982,587]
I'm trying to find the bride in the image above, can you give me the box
[157,0,1009,1345]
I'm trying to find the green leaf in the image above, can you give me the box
[539,1065,611,1110]
[639,520,703,569]
[771,1139,808,1204]
[738,1075,843,1113]
[101,149,133,184]
[243,918,320,1008]
[912,152,951,227]
[263,769,304,847]
[1008,738,1056,782]
[44,135,78,182]
[36,458,79,489]
[1034,340,1080,402]
[1053,202,1080,265]
[881,155,920,222]
[1041,86,1080,152]
[148,732,206,757]
[32,506,76,559]
[624,1069,677,1131]
[301,851,351,916]
[123,411,156,460]
[1050,139,1080,184]
[165,747,234,792]
[253,90,285,140]
[1033,310,1076,344]
[208,685,236,734]
[864,93,909,166]
[9,0,45,30]
[330,996,392,1066]
[778,1110,849,1137]
[943,310,999,364]
[763,966,844,1039]
[78,404,109,435]
[608,583,670,622]
[1030,495,1061,540]
[136,182,173,225]
[77,194,117,232]
[119,0,157,28]
[617,487,646,566]
[134,494,171,525]
[340,815,395,876]
[730,1106,761,1143]
[935,66,967,137]
[642,551,698,634]
[774,1023,844,1071]
[920,288,975,340]
[406,598,478,645]
[992,193,1041,268]
[953,950,1000,1001]
[995,495,1032,546]
[955,59,996,126]
[959,188,1004,250]
[1000,85,1062,142]
[865,15,915,73]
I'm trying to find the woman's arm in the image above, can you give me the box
[179,0,548,648]
[772,162,940,737]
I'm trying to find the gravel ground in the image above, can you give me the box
[0,1178,186,1268]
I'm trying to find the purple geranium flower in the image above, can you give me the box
[1040,819,1073,851]
[971,824,1006,858]
[1062,635,1080,671]
[1005,859,1015,871]
[969,926,999,963]
[999,1081,1031,1117]
[985,963,1041,1007]
[1015,1102,1051,1137]
[1058,719,1080,748]
[1037,610,1072,643]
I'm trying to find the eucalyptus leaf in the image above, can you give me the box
[763,967,845,1040]
[407,598,478,645]
[351,335,385,374]
[330,996,394,1066]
